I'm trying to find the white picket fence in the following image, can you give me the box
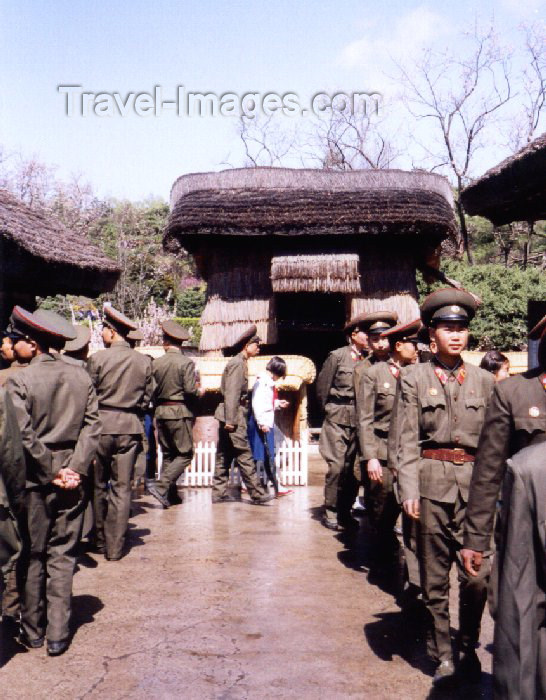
[164,438,308,487]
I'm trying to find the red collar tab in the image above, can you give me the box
[541,373,546,391]
[389,364,400,378]
[456,367,467,385]
[434,366,448,385]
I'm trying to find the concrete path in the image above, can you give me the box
[1,463,493,699]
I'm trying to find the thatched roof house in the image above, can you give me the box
[461,132,546,225]
[0,189,120,324]
[165,167,456,359]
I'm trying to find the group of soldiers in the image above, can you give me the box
[0,288,544,697]
[316,287,546,695]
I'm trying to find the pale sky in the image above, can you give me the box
[1,0,544,201]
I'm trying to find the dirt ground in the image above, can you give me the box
[1,458,493,700]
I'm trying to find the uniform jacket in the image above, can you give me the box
[397,359,494,504]
[214,353,248,427]
[0,361,28,387]
[316,345,367,428]
[153,347,199,420]
[357,359,399,462]
[87,341,153,435]
[6,353,101,486]
[464,368,546,552]
[493,443,546,700]
[0,388,25,572]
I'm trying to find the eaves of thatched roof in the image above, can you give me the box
[0,189,120,297]
[461,132,546,225]
[164,167,456,250]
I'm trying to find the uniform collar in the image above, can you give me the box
[110,340,130,349]
[30,353,56,365]
[387,359,400,378]
[166,347,181,354]
[349,343,365,361]
[433,356,466,385]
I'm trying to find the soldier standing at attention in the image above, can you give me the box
[148,320,201,508]
[87,306,153,561]
[356,318,420,570]
[317,313,388,531]
[212,326,274,505]
[6,306,101,656]
[397,289,494,687]
[462,314,546,581]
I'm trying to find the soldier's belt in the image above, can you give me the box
[46,441,76,451]
[99,405,138,413]
[327,397,355,405]
[157,400,184,406]
[421,448,475,465]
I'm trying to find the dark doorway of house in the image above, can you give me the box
[274,293,346,428]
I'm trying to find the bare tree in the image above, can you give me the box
[395,24,513,263]
[237,115,298,167]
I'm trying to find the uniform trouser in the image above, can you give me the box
[402,513,421,588]
[93,434,140,559]
[21,484,86,643]
[156,418,194,498]
[213,420,265,501]
[365,463,401,563]
[419,494,490,662]
[1,569,20,617]
[320,420,358,515]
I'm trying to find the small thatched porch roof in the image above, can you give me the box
[461,132,546,225]
[0,189,120,297]
[271,253,360,293]
[165,167,456,249]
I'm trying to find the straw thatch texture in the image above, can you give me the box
[350,294,420,325]
[271,253,361,293]
[461,132,546,225]
[200,297,277,352]
[0,189,120,295]
[164,167,456,250]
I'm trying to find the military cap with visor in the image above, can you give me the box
[345,310,398,335]
[161,320,190,343]
[127,328,144,342]
[64,324,92,353]
[381,318,422,344]
[103,305,138,334]
[9,306,75,343]
[420,288,477,327]
[33,309,77,343]
[226,324,260,355]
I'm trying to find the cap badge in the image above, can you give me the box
[529,406,540,418]
[429,388,438,396]
[451,305,460,312]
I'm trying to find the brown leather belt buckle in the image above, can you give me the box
[452,448,466,465]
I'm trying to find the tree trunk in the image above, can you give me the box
[455,197,474,265]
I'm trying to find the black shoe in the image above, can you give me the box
[433,659,456,687]
[457,649,481,684]
[337,514,360,531]
[17,631,45,649]
[47,639,69,656]
[168,487,183,505]
[147,484,170,509]
[212,494,242,503]
[322,510,341,531]
[250,494,275,505]
[105,554,122,561]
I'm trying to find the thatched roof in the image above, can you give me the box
[0,189,120,296]
[461,132,546,225]
[165,167,456,248]
[271,253,360,293]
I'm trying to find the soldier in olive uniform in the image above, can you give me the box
[87,306,153,561]
[317,313,389,531]
[397,289,495,686]
[462,314,546,580]
[0,324,29,388]
[148,320,201,508]
[0,387,25,629]
[356,318,420,569]
[213,326,273,505]
[6,306,101,655]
